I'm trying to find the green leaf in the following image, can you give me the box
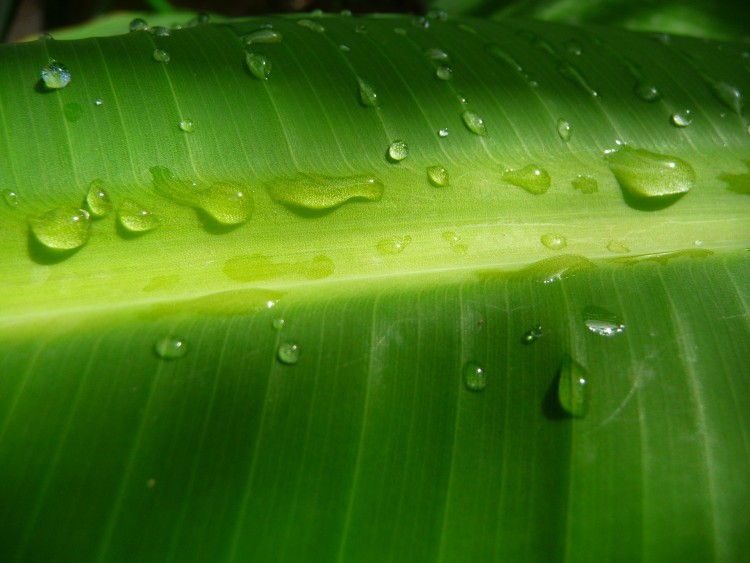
[1,12,749,562]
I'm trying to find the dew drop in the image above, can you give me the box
[605,145,694,205]
[707,79,743,116]
[297,19,325,33]
[558,354,589,417]
[583,305,625,336]
[376,235,412,255]
[565,39,583,55]
[442,231,468,254]
[424,47,450,63]
[436,65,453,80]
[94,99,104,106]
[266,174,383,210]
[29,207,90,250]
[41,60,71,90]
[412,16,430,29]
[670,109,692,127]
[427,8,448,20]
[541,233,567,250]
[154,336,187,360]
[357,77,379,107]
[189,12,210,26]
[149,26,170,37]
[272,317,286,330]
[607,240,630,254]
[633,81,662,102]
[557,118,572,142]
[394,27,407,36]
[558,63,598,97]
[152,48,170,63]
[572,174,598,193]
[86,179,112,217]
[2,189,18,207]
[179,119,194,132]
[117,199,160,233]
[426,165,449,187]
[246,52,271,80]
[463,361,486,391]
[355,24,367,34]
[244,28,283,44]
[461,110,487,136]
[277,341,300,364]
[438,128,449,138]
[502,165,551,195]
[339,44,350,52]
[522,325,543,344]
[38,32,53,41]
[388,140,409,162]
[129,18,149,32]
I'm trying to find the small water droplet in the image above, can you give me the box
[149,26,170,37]
[435,65,453,80]
[129,18,149,32]
[153,48,170,63]
[30,207,90,250]
[427,8,449,20]
[558,354,589,417]
[388,140,409,162]
[670,109,693,127]
[583,305,625,336]
[412,16,430,29]
[244,28,283,44]
[607,240,630,254]
[441,231,468,254]
[572,174,598,194]
[424,47,450,63]
[246,52,271,80]
[633,81,662,102]
[357,77,379,107]
[438,128,449,137]
[541,233,567,250]
[694,239,703,247]
[297,19,325,33]
[277,341,300,364]
[393,27,407,36]
[558,63,599,97]
[117,199,160,233]
[94,99,104,106]
[355,24,367,34]
[376,235,412,255]
[154,336,187,360]
[272,317,286,330]
[41,60,71,90]
[606,145,694,205]
[426,165,449,187]
[339,44,350,52]
[463,361,486,391]
[179,119,194,132]
[522,325,543,344]
[3,189,19,207]
[707,79,744,116]
[86,179,112,217]
[266,174,383,210]
[502,165,551,195]
[565,39,583,55]
[461,110,487,136]
[557,118,572,141]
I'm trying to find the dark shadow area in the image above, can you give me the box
[542,372,568,421]
[27,227,81,264]
[33,78,53,94]
[195,208,246,234]
[621,190,686,211]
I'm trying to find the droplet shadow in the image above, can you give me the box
[542,372,568,421]
[27,228,81,264]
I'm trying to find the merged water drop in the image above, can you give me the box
[558,354,589,417]
[29,207,90,250]
[85,179,112,217]
[388,140,409,162]
[583,306,625,336]
[154,336,187,360]
[246,53,271,80]
[502,165,551,195]
[463,361,486,391]
[426,165,449,187]
[117,199,161,233]
[41,60,71,90]
[266,174,383,210]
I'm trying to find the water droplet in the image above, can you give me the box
[541,233,567,250]
[707,79,744,116]
[38,32,53,41]
[129,18,149,32]
[427,8,449,20]
[436,65,453,80]
[565,39,583,55]
[339,44,350,52]
[188,12,210,26]
[117,199,160,233]
[442,231,468,254]
[376,235,412,255]
[438,128,449,137]
[179,119,194,132]
[670,109,692,127]
[355,24,367,34]
[244,28,283,44]
[557,118,572,142]
[154,336,187,360]
[357,77,379,107]
[583,306,625,336]
[340,9,352,16]
[694,239,703,247]
[86,179,112,217]
[246,52,271,80]
[394,27,407,36]
[607,240,630,254]
[41,60,71,90]
[522,325,543,344]
[633,80,661,102]
[514,255,596,285]
[266,174,383,210]
[485,44,523,70]
[426,165,449,187]
[558,354,589,417]
[29,207,90,250]
[152,48,170,63]
[605,145,694,205]
[461,110,487,136]
[310,8,324,17]
[277,341,300,364]
[463,361,486,391]
[272,317,285,330]
[412,16,430,29]
[388,140,409,162]
[572,174,598,193]
[502,165,551,195]
[425,47,450,63]
[149,26,170,37]
[3,189,19,207]
[297,19,325,33]
[94,99,104,106]
[558,63,599,97]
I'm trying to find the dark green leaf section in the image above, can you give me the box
[1,252,748,562]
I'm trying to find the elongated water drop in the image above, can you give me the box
[633,81,661,102]
[179,119,194,132]
[388,140,409,162]
[572,174,598,193]
[154,336,187,360]
[558,354,589,417]
[152,48,170,63]
[246,53,271,80]
[277,341,300,364]
[30,207,90,250]
[607,240,630,254]
[357,77,379,107]
[118,199,160,233]
[461,110,487,136]
[438,128,449,137]
[463,362,486,391]
[426,165,449,187]
[502,165,551,195]
[558,63,598,97]
[297,19,325,33]
[244,28,283,44]
[424,47,450,62]
[583,306,625,336]
[522,325,543,344]
[266,174,383,210]
[41,60,70,90]
[513,255,596,285]
[376,235,412,255]
[707,79,743,115]
[557,118,572,141]
[671,110,692,127]
[3,189,19,207]
[86,179,112,217]
[393,27,407,36]
[436,65,453,80]
[541,233,567,250]
[129,18,149,32]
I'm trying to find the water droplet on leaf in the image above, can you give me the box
[436,65,453,80]
[272,317,286,330]
[558,354,589,417]
[388,140,409,162]
[357,77,379,107]
[129,18,149,32]
[707,79,744,116]
[557,118,572,141]
[179,119,194,132]
[153,48,170,63]
[522,325,543,344]
[277,341,300,364]
[634,81,661,102]
[426,165,449,186]
[438,128,449,137]
[246,53,271,80]
[424,47,450,63]
[502,165,551,194]
[461,110,487,136]
[149,26,170,37]
[583,305,625,336]
[266,174,383,210]
[3,189,18,207]
[41,60,71,90]
[463,361,486,391]
[297,19,325,33]
[376,235,412,255]
[572,174,598,193]
[670,110,692,127]
[558,63,599,97]
[607,240,630,254]
[117,199,160,233]
[541,233,567,250]
[86,179,112,217]
[30,207,90,250]
[442,231,468,254]
[154,336,187,360]
[244,28,283,44]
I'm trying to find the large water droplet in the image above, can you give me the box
[502,165,551,195]
[426,165,449,187]
[244,28,283,44]
[30,207,90,250]
[572,174,598,193]
[541,233,567,250]
[557,118,572,141]
[357,77,379,107]
[2,189,18,207]
[277,341,300,364]
[129,18,149,32]
[436,65,453,80]
[583,305,625,336]
[376,235,412,255]
[606,145,694,206]
[179,119,194,132]
[41,60,71,90]
[154,336,187,360]
[86,179,112,217]
[297,19,325,33]
[117,199,161,233]
[558,354,589,417]
[463,361,486,391]
[633,81,662,102]
[246,53,271,80]
[522,325,543,344]
[266,174,383,210]
[153,48,170,63]
[461,110,487,136]
[388,140,409,162]
[670,109,692,127]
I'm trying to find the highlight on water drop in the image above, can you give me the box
[583,305,625,337]
[463,361,487,391]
